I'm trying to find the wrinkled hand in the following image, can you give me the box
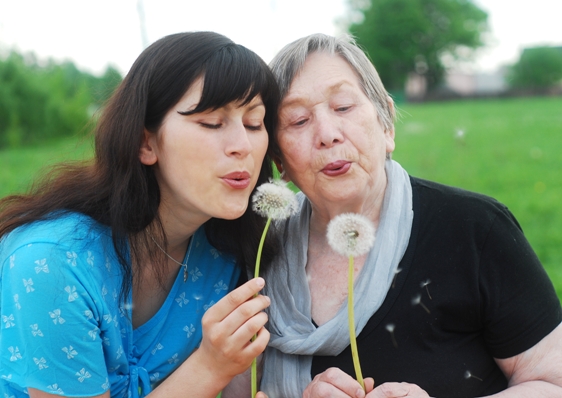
[197,277,270,380]
[367,382,430,398]
[303,367,375,398]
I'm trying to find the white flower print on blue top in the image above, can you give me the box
[0,212,240,397]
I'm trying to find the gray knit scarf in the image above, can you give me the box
[261,159,413,398]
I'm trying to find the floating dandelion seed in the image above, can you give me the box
[250,179,298,398]
[327,213,376,392]
[392,267,402,289]
[411,293,431,314]
[420,279,432,299]
[464,370,483,381]
[385,323,398,348]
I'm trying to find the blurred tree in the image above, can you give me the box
[347,0,489,91]
[508,46,562,90]
[0,51,122,148]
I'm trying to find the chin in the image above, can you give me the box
[218,204,249,220]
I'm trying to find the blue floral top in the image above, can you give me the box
[0,212,240,397]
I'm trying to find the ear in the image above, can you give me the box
[139,129,158,166]
[385,97,396,154]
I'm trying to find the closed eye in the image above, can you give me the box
[200,123,222,129]
[246,124,263,131]
[336,106,352,112]
[293,118,308,126]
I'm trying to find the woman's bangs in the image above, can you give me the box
[193,46,274,113]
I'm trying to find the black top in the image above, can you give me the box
[311,177,562,398]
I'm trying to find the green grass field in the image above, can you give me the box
[393,96,562,300]
[1,96,561,299]
[0,134,94,196]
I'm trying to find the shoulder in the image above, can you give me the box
[1,212,114,278]
[2,212,107,251]
[410,176,516,229]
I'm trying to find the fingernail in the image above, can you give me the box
[256,277,265,287]
[355,388,365,398]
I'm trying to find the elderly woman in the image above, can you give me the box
[260,34,562,398]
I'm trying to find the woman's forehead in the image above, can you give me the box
[281,53,361,103]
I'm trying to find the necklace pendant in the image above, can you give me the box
[183,266,188,283]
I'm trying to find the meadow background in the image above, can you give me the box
[1,95,561,301]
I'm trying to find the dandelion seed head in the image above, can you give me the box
[326,213,375,257]
[394,267,402,275]
[252,180,299,220]
[464,371,472,379]
[385,323,395,332]
[411,294,421,306]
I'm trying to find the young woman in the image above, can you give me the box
[0,31,278,398]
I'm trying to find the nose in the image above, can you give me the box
[225,122,252,157]
[314,111,344,148]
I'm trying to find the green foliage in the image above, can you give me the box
[0,51,122,148]
[508,47,562,89]
[348,0,488,90]
[394,96,562,300]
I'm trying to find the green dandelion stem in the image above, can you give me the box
[251,216,272,398]
[348,255,365,391]
[254,217,272,279]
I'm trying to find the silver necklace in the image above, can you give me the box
[150,235,192,283]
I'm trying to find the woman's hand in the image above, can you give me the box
[196,277,270,381]
[367,382,430,398]
[302,368,430,398]
[303,367,375,398]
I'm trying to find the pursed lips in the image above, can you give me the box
[221,171,251,189]
[321,160,351,177]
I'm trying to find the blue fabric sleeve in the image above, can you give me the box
[1,242,110,396]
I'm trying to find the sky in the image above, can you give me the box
[0,0,561,77]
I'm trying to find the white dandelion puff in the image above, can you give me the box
[251,180,298,220]
[327,213,376,258]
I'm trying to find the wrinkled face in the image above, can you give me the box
[140,77,269,225]
[277,52,395,209]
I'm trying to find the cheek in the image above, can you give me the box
[278,132,304,159]
[253,132,269,159]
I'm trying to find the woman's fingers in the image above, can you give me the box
[197,277,271,376]
[304,368,368,398]
[364,378,375,393]
[205,277,266,322]
[367,382,430,398]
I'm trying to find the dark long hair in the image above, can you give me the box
[0,32,279,298]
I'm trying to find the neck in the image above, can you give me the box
[155,201,207,259]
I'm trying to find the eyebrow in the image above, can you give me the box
[281,81,354,108]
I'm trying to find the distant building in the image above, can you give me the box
[445,69,508,96]
[405,68,508,100]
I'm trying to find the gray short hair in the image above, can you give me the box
[269,33,395,143]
